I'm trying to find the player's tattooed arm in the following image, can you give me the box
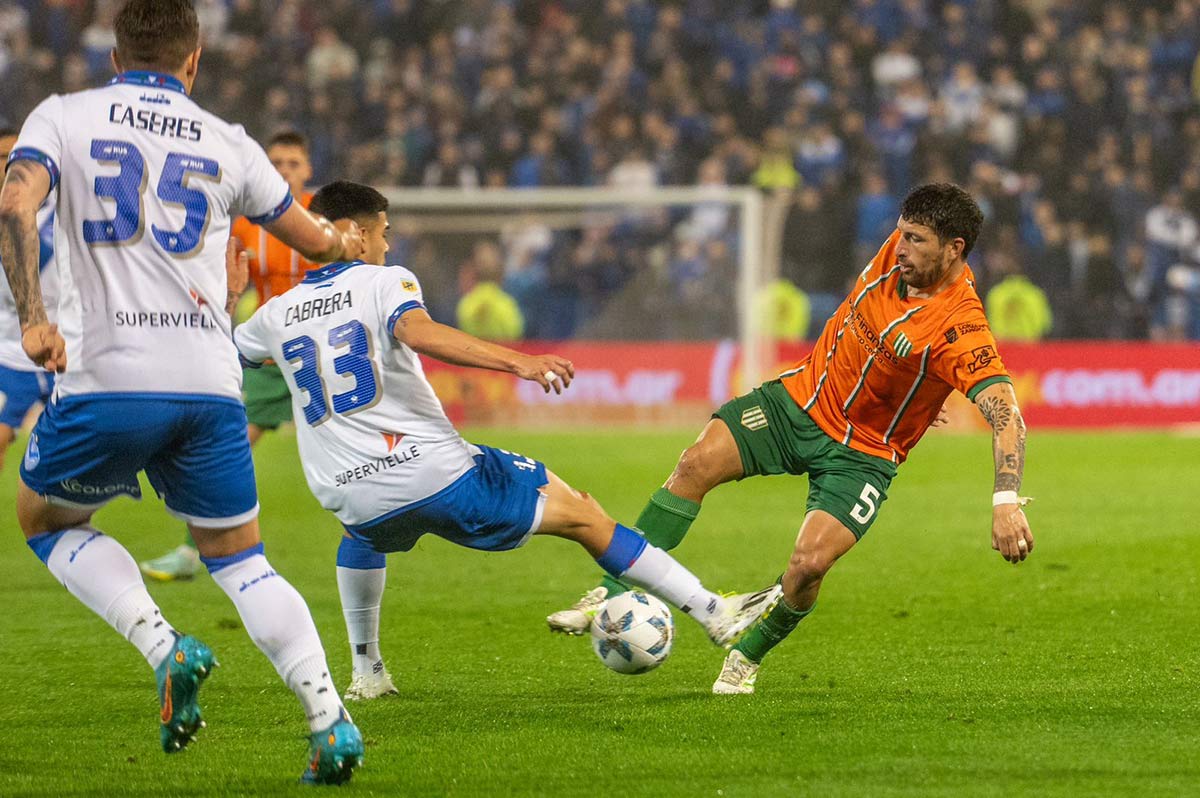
[977,384,1025,493]
[0,159,52,328]
[976,380,1033,563]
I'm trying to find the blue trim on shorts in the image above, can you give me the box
[596,523,648,577]
[336,535,387,569]
[386,300,424,331]
[201,541,264,574]
[56,391,246,406]
[246,191,294,225]
[27,530,67,565]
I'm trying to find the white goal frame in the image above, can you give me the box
[380,186,770,386]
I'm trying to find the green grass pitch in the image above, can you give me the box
[1,427,1197,796]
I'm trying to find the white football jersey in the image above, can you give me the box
[8,71,291,399]
[234,261,476,525]
[0,199,58,371]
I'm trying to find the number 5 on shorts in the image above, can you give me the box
[850,483,880,524]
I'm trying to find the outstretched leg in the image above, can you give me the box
[599,418,744,594]
[548,419,745,633]
[536,469,778,646]
[714,510,857,695]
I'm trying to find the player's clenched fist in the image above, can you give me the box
[991,505,1034,563]
[22,322,66,373]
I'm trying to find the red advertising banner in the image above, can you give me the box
[423,341,1200,429]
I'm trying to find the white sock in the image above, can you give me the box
[619,544,722,624]
[44,528,177,669]
[336,566,386,676]
[209,552,343,732]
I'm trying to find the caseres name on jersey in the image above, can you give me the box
[109,102,203,141]
[286,290,353,326]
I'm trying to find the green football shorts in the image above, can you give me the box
[713,380,898,539]
[242,363,293,430]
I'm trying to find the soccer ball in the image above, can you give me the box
[590,591,674,674]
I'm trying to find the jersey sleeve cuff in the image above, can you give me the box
[245,191,294,225]
[387,300,425,331]
[966,374,1012,402]
[6,148,60,191]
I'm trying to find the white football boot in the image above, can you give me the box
[703,584,783,648]
[546,586,609,635]
[712,650,759,695]
[343,665,399,701]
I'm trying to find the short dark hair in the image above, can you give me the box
[114,0,200,72]
[267,130,309,153]
[309,180,389,224]
[0,127,18,139]
[899,183,984,257]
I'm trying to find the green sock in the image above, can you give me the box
[733,597,814,663]
[599,488,702,596]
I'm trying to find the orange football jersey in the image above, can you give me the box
[231,192,315,302]
[781,229,1011,463]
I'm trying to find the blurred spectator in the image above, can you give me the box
[757,279,811,341]
[985,254,1053,342]
[855,172,900,265]
[456,241,525,341]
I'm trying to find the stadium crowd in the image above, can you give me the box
[3,0,1200,340]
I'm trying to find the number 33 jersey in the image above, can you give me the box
[8,71,292,400]
[234,260,476,526]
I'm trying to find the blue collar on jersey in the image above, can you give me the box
[110,71,188,95]
[302,260,366,284]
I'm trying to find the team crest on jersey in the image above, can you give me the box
[401,280,417,291]
[24,433,40,471]
[741,406,768,431]
[380,431,405,452]
[892,330,914,358]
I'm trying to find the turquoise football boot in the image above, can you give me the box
[154,633,217,753]
[301,708,364,785]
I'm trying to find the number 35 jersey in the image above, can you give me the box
[8,71,291,400]
[234,261,476,526]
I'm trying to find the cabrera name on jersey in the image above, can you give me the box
[6,72,293,399]
[235,261,476,526]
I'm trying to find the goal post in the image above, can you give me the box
[379,185,772,424]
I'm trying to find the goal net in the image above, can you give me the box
[381,186,771,426]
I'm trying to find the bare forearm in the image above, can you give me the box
[403,318,522,374]
[264,204,347,263]
[0,202,47,328]
[978,391,1026,493]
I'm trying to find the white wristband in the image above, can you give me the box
[993,490,1019,507]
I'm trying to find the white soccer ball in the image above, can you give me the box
[590,591,674,674]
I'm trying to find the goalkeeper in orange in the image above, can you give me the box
[549,183,1034,694]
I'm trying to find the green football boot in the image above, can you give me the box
[301,709,364,786]
[155,633,217,753]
